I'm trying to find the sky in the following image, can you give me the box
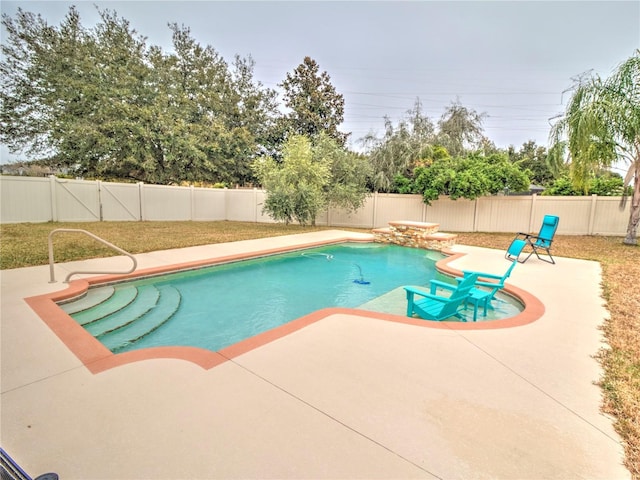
[1,0,639,163]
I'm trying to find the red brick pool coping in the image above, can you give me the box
[25,239,544,374]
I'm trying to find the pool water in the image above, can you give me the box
[61,243,522,354]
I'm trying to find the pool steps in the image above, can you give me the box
[60,284,182,352]
[101,285,181,352]
[60,286,116,314]
[86,285,160,337]
[67,287,138,326]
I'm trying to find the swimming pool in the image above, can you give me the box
[59,243,522,354]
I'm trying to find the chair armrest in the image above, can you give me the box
[404,285,429,298]
[526,235,554,248]
[528,234,553,243]
[404,286,449,303]
[462,270,502,281]
[429,279,457,294]
[475,279,503,288]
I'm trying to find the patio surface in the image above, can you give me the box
[0,230,630,479]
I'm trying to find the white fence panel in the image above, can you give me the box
[532,196,592,235]
[226,189,261,222]
[374,194,424,228]
[475,196,533,233]
[426,197,476,232]
[0,175,631,236]
[591,196,630,235]
[254,190,276,223]
[142,184,191,221]
[0,176,52,223]
[53,178,100,222]
[99,181,141,221]
[326,194,376,228]
[192,187,226,221]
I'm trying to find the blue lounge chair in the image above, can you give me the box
[404,273,478,321]
[507,215,559,264]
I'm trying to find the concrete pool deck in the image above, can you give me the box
[0,230,630,479]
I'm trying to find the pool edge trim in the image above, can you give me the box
[25,237,545,374]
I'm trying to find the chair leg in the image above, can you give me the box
[519,249,535,263]
[406,291,415,317]
[533,247,555,264]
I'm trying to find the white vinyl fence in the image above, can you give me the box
[0,175,630,236]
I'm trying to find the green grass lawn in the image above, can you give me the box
[1,221,638,478]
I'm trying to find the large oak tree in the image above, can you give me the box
[1,6,278,185]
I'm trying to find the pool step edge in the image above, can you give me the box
[102,285,182,353]
[85,285,160,337]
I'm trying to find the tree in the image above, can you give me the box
[1,7,151,170]
[253,134,369,225]
[228,54,280,174]
[253,135,329,225]
[412,153,529,204]
[362,98,436,192]
[436,99,488,156]
[543,172,631,196]
[1,6,279,186]
[508,141,556,186]
[549,50,640,245]
[312,133,370,212]
[279,56,347,145]
[136,24,230,184]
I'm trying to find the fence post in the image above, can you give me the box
[473,198,479,232]
[190,185,195,221]
[254,188,259,223]
[224,187,230,221]
[588,194,598,235]
[96,180,104,221]
[528,194,537,232]
[48,175,58,222]
[138,182,145,221]
[372,192,378,228]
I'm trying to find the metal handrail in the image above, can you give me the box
[48,228,137,283]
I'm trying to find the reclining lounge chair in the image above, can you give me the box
[506,214,559,264]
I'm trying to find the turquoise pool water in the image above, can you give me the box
[61,243,521,354]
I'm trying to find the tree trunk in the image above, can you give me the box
[623,159,640,245]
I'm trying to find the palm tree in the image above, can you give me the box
[549,50,640,245]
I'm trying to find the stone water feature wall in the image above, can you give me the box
[372,220,457,251]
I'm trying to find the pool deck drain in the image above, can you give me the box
[0,230,630,479]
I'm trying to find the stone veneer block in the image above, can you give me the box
[372,221,456,251]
